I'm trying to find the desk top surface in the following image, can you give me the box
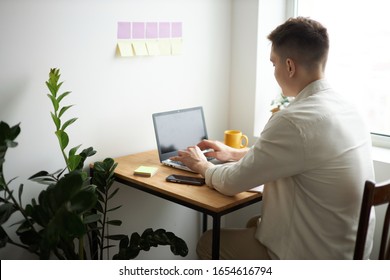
[112,150,262,213]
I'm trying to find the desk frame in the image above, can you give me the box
[103,151,262,260]
[115,177,261,259]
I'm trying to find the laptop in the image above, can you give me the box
[152,106,212,172]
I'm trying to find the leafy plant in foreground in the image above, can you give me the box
[0,69,188,259]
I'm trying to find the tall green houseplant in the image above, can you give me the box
[0,68,188,259]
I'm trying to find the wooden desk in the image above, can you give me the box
[111,150,262,259]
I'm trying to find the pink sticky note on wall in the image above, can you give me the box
[171,22,182,38]
[159,22,170,38]
[117,22,131,39]
[146,22,158,39]
[132,22,145,39]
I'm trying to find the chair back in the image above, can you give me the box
[354,180,390,259]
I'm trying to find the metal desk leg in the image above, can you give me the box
[211,215,221,260]
[202,213,208,232]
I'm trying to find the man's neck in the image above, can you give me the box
[291,70,324,97]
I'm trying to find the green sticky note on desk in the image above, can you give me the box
[133,166,158,177]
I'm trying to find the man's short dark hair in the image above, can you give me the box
[268,17,329,70]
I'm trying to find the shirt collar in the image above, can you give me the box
[291,79,331,104]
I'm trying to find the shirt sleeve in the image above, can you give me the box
[205,114,306,196]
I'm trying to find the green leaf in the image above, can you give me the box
[8,123,21,141]
[106,205,122,212]
[94,201,103,213]
[76,147,96,171]
[0,203,16,224]
[153,229,170,245]
[61,118,77,131]
[107,188,120,200]
[0,226,10,248]
[81,147,96,158]
[45,81,58,98]
[106,220,122,226]
[55,171,84,202]
[119,236,129,248]
[130,232,141,246]
[56,81,64,92]
[2,188,14,201]
[170,236,188,257]
[47,93,59,112]
[48,68,60,86]
[0,180,5,192]
[83,213,101,224]
[55,130,69,150]
[105,234,127,240]
[50,112,61,130]
[5,139,18,148]
[55,210,86,238]
[29,170,50,180]
[141,228,154,238]
[0,121,10,142]
[81,182,96,193]
[57,91,71,105]
[102,245,117,251]
[9,217,28,227]
[68,145,81,158]
[16,224,40,248]
[29,171,58,185]
[55,168,67,180]
[27,203,50,227]
[58,104,73,118]
[68,154,81,171]
[103,158,115,167]
[18,183,24,206]
[31,178,57,186]
[56,80,64,89]
[68,190,97,214]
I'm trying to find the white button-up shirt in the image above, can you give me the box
[205,79,375,259]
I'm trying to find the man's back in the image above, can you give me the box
[257,79,375,259]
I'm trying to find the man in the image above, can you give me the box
[171,17,375,259]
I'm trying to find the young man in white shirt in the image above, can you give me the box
[171,17,375,259]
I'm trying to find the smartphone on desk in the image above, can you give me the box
[166,174,205,186]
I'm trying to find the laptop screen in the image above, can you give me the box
[152,107,208,161]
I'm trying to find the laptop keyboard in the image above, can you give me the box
[167,157,214,165]
[166,159,185,166]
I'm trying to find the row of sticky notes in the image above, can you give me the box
[117,21,183,57]
[117,38,182,57]
[117,22,182,40]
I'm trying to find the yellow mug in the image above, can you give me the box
[224,130,248,149]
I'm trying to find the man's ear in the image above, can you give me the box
[286,58,296,78]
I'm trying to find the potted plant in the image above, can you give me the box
[0,69,188,259]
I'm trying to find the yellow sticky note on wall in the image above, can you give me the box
[171,38,183,55]
[117,41,134,57]
[132,41,148,56]
[146,40,160,56]
[158,39,171,55]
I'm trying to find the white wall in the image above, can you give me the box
[228,0,286,145]
[254,0,287,135]
[228,0,260,145]
[0,0,232,259]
